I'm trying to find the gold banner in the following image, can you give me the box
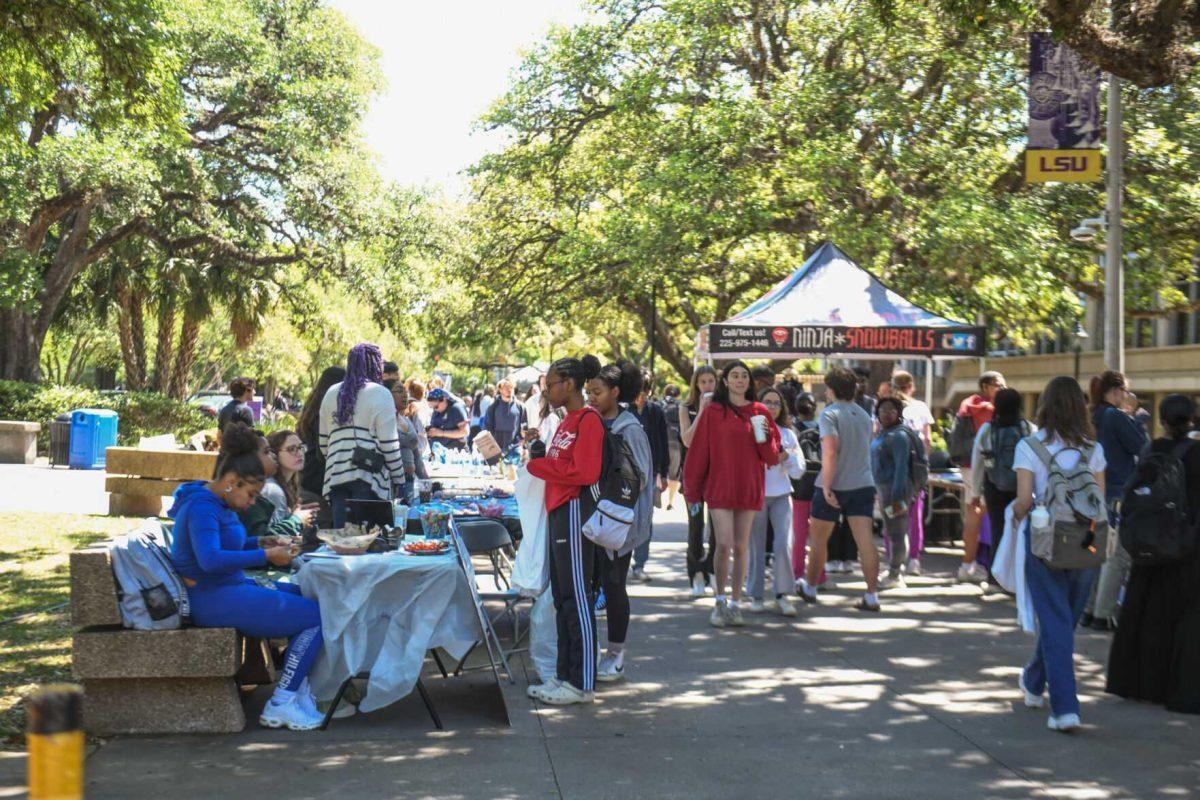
[1025,149,1102,183]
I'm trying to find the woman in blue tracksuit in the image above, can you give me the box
[169,422,326,731]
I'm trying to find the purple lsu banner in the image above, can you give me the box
[1026,32,1102,183]
[707,324,985,358]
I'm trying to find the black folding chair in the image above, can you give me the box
[455,517,515,589]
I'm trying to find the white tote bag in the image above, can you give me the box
[510,466,549,596]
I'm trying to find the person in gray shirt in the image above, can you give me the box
[797,366,881,611]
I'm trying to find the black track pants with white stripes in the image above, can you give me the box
[548,495,598,692]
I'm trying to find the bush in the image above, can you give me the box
[0,381,211,450]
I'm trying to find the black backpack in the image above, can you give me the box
[947,412,976,467]
[1120,440,1196,566]
[790,426,821,501]
[589,411,644,512]
[982,421,1030,493]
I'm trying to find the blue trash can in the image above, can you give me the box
[68,409,119,470]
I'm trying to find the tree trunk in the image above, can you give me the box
[0,308,45,382]
[116,283,146,390]
[169,313,201,400]
[151,296,176,394]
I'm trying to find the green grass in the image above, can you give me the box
[0,512,140,746]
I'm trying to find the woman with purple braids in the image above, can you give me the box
[318,343,408,528]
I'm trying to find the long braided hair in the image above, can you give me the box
[335,343,384,425]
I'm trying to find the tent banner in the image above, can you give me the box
[707,324,985,358]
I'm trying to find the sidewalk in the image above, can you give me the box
[4,506,1197,799]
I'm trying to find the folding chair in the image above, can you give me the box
[455,517,516,590]
[319,650,446,730]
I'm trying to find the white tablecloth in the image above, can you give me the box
[296,542,479,713]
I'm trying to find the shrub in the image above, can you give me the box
[0,381,211,450]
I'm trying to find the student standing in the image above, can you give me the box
[683,361,781,627]
[1084,370,1149,631]
[746,387,803,615]
[891,370,933,577]
[872,397,915,588]
[427,388,470,451]
[1106,394,1200,714]
[525,356,605,705]
[1011,376,1107,732]
[969,388,1032,577]
[218,377,256,433]
[680,366,718,598]
[296,366,346,523]
[586,362,654,683]
[629,374,669,582]
[662,384,684,511]
[955,371,1006,581]
[798,366,881,612]
[789,393,825,587]
[483,378,528,453]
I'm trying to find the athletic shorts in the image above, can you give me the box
[811,485,876,522]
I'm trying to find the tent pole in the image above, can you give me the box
[925,358,934,410]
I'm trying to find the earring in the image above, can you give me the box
[224,486,232,493]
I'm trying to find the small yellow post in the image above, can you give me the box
[26,684,84,800]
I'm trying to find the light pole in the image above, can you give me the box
[1105,73,1124,372]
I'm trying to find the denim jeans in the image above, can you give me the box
[328,479,380,529]
[1022,520,1098,717]
[633,530,652,570]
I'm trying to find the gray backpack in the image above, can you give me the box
[1026,437,1109,570]
[109,520,191,630]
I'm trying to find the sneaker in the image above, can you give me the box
[727,604,746,626]
[527,678,560,700]
[796,581,819,604]
[748,599,766,613]
[826,560,845,574]
[538,681,594,706]
[710,600,729,628]
[260,695,324,731]
[630,567,651,583]
[956,563,983,583]
[597,651,625,683]
[595,588,607,612]
[776,595,798,617]
[855,595,881,613]
[879,570,905,590]
[907,558,922,576]
[1088,616,1116,632]
[690,574,707,598]
[1079,612,1095,629]
[1047,713,1081,732]
[1018,672,1044,708]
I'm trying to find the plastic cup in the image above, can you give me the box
[750,414,768,443]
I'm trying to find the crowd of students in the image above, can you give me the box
[182,345,1200,728]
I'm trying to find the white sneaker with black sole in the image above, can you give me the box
[597,651,625,683]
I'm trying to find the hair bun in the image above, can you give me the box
[219,422,260,456]
[581,354,602,381]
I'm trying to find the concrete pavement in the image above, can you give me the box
[3,505,1198,799]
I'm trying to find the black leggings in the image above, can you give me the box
[983,478,1016,567]
[687,501,716,580]
[595,550,632,644]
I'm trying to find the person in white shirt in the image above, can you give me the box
[1010,376,1106,733]
[745,387,804,616]
[890,370,932,576]
[522,374,546,431]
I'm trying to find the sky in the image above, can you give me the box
[330,0,587,196]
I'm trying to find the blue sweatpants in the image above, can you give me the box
[189,579,323,692]
[1021,523,1098,717]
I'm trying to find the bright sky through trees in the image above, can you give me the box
[330,0,586,192]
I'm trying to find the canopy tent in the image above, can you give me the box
[696,241,984,361]
[693,242,985,405]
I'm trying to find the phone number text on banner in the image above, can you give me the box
[709,324,984,357]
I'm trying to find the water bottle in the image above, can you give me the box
[1030,504,1050,533]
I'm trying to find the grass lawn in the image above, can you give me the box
[0,512,139,746]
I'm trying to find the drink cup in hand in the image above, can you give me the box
[750,414,768,443]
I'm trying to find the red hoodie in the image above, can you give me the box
[683,401,781,511]
[526,406,605,511]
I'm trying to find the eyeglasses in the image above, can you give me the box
[282,444,307,456]
[763,399,782,408]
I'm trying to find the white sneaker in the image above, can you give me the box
[776,595,798,617]
[907,558,922,576]
[527,679,560,700]
[879,570,905,590]
[748,599,766,613]
[1019,672,1045,708]
[538,681,594,705]
[1048,713,1081,732]
[630,567,651,583]
[727,604,746,627]
[690,574,707,598]
[826,560,844,574]
[597,651,625,683]
[956,562,983,583]
[260,695,324,731]
[710,600,729,628]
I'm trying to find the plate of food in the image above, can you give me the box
[403,539,450,556]
[316,523,381,555]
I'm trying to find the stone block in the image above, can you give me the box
[108,492,165,517]
[73,628,240,679]
[81,678,245,735]
[0,420,39,465]
[105,447,217,480]
[69,547,122,629]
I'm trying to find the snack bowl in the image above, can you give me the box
[403,539,450,556]
[316,529,379,555]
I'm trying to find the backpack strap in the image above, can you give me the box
[1026,436,1055,468]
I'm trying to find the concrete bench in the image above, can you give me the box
[0,420,40,464]
[70,537,275,735]
[104,447,218,517]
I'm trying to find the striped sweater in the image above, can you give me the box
[318,382,406,500]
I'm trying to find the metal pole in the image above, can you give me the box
[1104,73,1124,372]
[649,281,658,379]
[925,358,934,409]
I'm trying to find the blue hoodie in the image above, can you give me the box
[169,481,267,585]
